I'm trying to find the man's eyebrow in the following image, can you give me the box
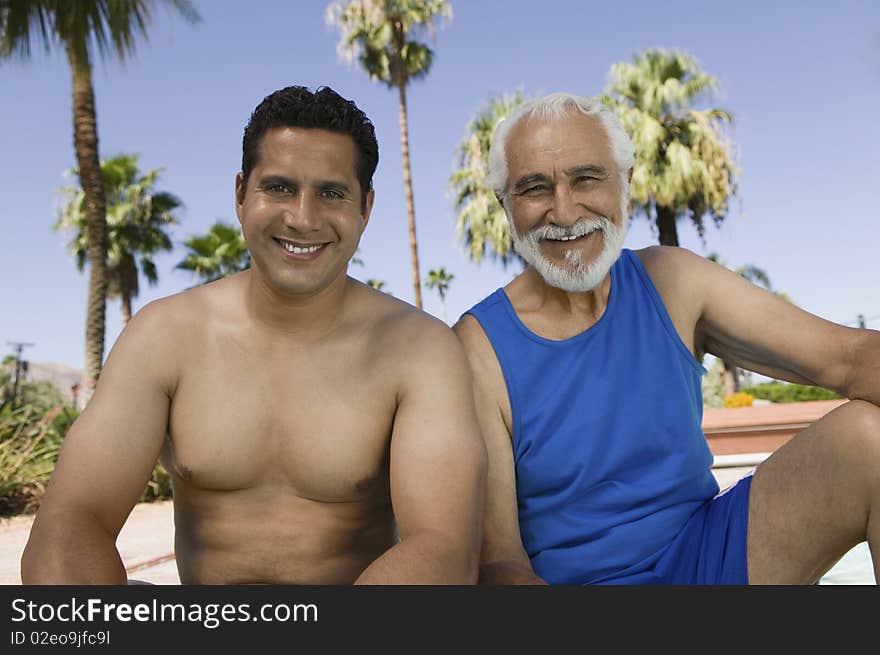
[258,174,296,187]
[565,164,609,178]
[513,173,552,192]
[315,179,352,194]
[257,175,352,195]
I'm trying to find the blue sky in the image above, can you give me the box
[2,0,879,371]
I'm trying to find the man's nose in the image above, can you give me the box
[548,186,579,226]
[282,193,320,232]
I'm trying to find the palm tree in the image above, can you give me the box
[603,49,739,246]
[425,267,453,323]
[365,278,392,295]
[449,91,525,265]
[56,154,182,324]
[351,248,365,268]
[0,0,200,403]
[706,253,794,395]
[176,221,250,285]
[326,0,452,309]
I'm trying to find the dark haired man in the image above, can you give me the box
[22,86,487,585]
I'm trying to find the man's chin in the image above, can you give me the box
[521,249,620,293]
[542,273,606,293]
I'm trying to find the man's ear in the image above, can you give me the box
[234,172,245,225]
[360,188,376,233]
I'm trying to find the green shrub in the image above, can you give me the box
[20,381,67,413]
[0,401,172,517]
[740,382,842,404]
[0,403,70,515]
[141,463,172,502]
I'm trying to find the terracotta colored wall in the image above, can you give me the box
[702,399,847,456]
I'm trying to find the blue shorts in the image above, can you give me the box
[600,472,753,585]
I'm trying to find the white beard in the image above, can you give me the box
[510,205,628,293]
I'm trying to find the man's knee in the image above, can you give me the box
[833,400,880,458]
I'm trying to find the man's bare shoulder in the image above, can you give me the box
[633,245,711,295]
[451,313,491,359]
[633,244,702,273]
[134,274,244,331]
[452,310,508,393]
[115,275,245,376]
[349,279,467,367]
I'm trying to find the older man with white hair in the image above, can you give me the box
[453,92,880,585]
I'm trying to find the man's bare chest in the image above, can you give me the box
[164,337,397,502]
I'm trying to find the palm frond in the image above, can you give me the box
[604,48,739,245]
[54,152,181,306]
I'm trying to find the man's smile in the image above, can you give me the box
[273,236,329,259]
[540,228,601,246]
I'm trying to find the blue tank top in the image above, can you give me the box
[464,249,719,584]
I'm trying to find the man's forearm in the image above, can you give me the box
[354,531,478,585]
[21,512,127,585]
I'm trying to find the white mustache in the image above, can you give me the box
[529,218,609,241]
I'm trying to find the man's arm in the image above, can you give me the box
[452,315,547,585]
[354,319,487,585]
[20,301,178,584]
[641,246,880,403]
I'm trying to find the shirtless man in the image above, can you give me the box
[454,92,880,585]
[21,85,487,585]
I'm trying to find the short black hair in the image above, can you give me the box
[241,85,379,211]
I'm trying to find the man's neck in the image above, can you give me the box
[243,269,351,338]
[505,267,613,339]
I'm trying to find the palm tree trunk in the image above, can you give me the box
[67,43,108,408]
[121,290,132,325]
[721,357,740,397]
[397,83,422,309]
[655,206,679,247]
[439,290,447,324]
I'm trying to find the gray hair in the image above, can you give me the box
[486,93,635,198]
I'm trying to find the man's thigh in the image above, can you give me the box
[747,400,879,584]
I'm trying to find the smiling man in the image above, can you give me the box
[453,92,880,585]
[22,86,486,585]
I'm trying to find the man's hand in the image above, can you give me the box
[480,560,548,585]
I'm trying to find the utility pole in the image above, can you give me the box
[6,341,34,407]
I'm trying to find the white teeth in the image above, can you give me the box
[279,240,321,254]
[549,229,597,242]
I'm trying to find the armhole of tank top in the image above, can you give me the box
[627,251,707,376]
[463,304,522,454]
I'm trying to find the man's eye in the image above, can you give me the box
[321,189,344,200]
[266,183,291,193]
[522,185,548,196]
[573,176,596,186]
